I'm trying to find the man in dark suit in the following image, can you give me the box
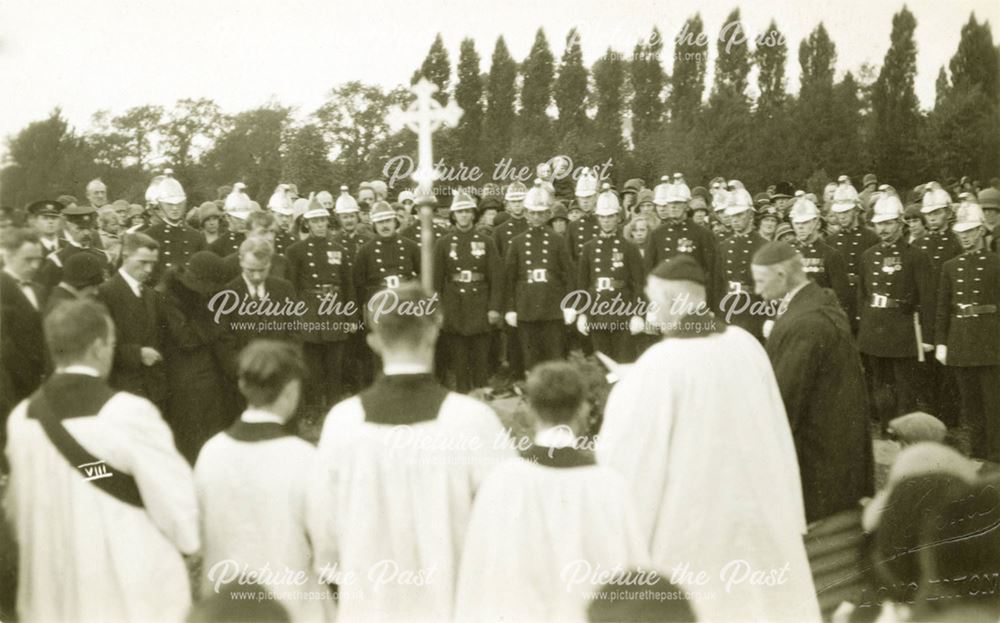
[221,236,297,354]
[97,232,167,410]
[753,241,874,523]
[1,228,48,432]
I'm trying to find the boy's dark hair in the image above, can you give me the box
[237,340,307,407]
[526,361,586,425]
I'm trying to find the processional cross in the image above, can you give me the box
[387,79,463,292]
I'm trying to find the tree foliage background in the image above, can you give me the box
[2,9,998,208]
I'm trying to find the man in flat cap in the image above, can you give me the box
[752,241,874,523]
[598,255,821,623]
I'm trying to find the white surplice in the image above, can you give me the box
[4,383,199,623]
[194,412,333,622]
[307,383,514,622]
[597,326,822,623]
[454,426,650,622]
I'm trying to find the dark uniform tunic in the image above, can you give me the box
[567,213,602,261]
[577,231,645,363]
[714,231,769,339]
[433,227,503,392]
[913,228,964,422]
[857,237,933,427]
[492,215,531,377]
[145,221,205,280]
[504,226,575,369]
[793,239,852,316]
[353,234,421,308]
[827,225,880,330]
[644,219,716,288]
[401,221,451,246]
[332,228,375,266]
[935,248,1000,460]
[273,230,297,256]
[493,216,528,259]
[286,234,357,408]
[206,230,245,258]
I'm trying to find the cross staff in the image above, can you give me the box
[387,79,463,293]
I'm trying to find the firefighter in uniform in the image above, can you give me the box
[789,197,852,315]
[713,187,769,339]
[645,176,716,285]
[913,182,964,424]
[285,196,355,409]
[353,201,422,385]
[857,193,934,431]
[267,184,298,255]
[567,168,601,261]
[575,186,645,363]
[827,176,880,331]
[503,182,576,370]
[493,182,529,380]
[935,202,1000,461]
[331,187,375,264]
[141,170,204,283]
[433,191,503,392]
[207,183,251,257]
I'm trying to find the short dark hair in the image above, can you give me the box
[237,340,307,407]
[0,227,40,253]
[364,283,440,349]
[248,210,275,231]
[121,232,159,258]
[44,300,113,365]
[526,361,585,425]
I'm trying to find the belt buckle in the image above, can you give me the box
[529,268,548,283]
[384,275,401,288]
[596,277,612,291]
[458,270,472,283]
[728,280,743,293]
[872,294,888,308]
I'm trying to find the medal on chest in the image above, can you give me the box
[449,242,458,261]
[882,256,901,274]
[327,250,341,265]
[611,250,624,268]
[802,257,824,273]
[677,237,695,254]
[470,241,485,258]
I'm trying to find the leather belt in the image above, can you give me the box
[305,285,335,295]
[870,294,901,309]
[451,270,485,283]
[595,277,625,291]
[953,304,998,317]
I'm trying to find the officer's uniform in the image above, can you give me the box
[353,233,421,308]
[273,230,297,256]
[433,212,503,393]
[492,197,529,379]
[794,239,852,314]
[504,222,575,370]
[286,207,356,409]
[145,221,205,279]
[715,231,769,339]
[826,224,879,329]
[936,245,1000,460]
[577,229,645,363]
[206,230,245,258]
[857,196,933,430]
[568,213,601,262]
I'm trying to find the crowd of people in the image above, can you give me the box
[2,163,1000,622]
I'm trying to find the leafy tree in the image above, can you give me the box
[483,36,518,165]
[630,28,666,144]
[282,123,332,193]
[514,28,555,163]
[454,38,484,168]
[202,105,291,201]
[555,28,588,137]
[160,98,225,171]
[669,15,708,124]
[112,105,164,168]
[592,49,626,159]
[412,34,451,104]
[755,19,787,116]
[870,7,921,186]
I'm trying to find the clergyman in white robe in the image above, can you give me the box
[455,424,650,622]
[597,258,821,622]
[307,365,515,622]
[4,365,199,623]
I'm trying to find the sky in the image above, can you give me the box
[1,0,997,160]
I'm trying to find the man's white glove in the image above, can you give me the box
[629,315,645,335]
[762,319,775,340]
[921,343,934,353]
[935,344,947,365]
[576,314,589,335]
[562,307,577,326]
[504,311,518,328]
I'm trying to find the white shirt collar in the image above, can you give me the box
[118,267,143,297]
[58,364,101,377]
[383,361,432,376]
[240,409,285,424]
[534,425,577,449]
[243,275,265,297]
